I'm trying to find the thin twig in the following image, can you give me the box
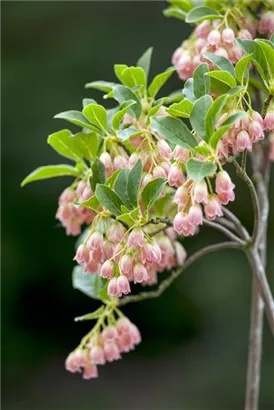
[203,218,246,245]
[222,207,250,240]
[119,242,243,306]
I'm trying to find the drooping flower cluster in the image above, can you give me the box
[66,315,141,379]
[56,181,95,235]
[75,219,187,295]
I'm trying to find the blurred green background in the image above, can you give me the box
[2,2,274,409]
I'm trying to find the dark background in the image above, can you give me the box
[2,2,274,409]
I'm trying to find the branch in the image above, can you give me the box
[202,218,246,245]
[222,207,250,240]
[119,242,242,306]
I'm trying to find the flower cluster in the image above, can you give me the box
[172,16,256,80]
[56,181,95,235]
[258,11,274,38]
[66,316,141,379]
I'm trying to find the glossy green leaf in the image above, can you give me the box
[115,128,143,141]
[168,0,192,12]
[112,85,141,118]
[207,70,236,88]
[54,110,99,132]
[193,63,210,98]
[182,78,195,102]
[114,64,128,82]
[205,94,228,140]
[127,159,142,207]
[186,158,216,182]
[90,158,106,191]
[185,6,220,23]
[148,67,176,98]
[120,66,146,88]
[222,112,247,126]
[21,165,79,187]
[117,208,140,227]
[166,99,193,118]
[82,98,97,108]
[77,195,100,212]
[85,81,117,92]
[208,126,230,150]
[105,169,122,188]
[47,129,81,161]
[190,95,213,139]
[114,169,131,209]
[72,131,100,160]
[235,54,252,84]
[270,33,274,44]
[137,47,153,78]
[141,178,167,210]
[74,306,105,322]
[167,90,184,104]
[112,100,136,130]
[95,184,123,216]
[150,116,196,150]
[203,53,234,76]
[194,144,212,157]
[226,86,246,99]
[163,6,187,20]
[255,39,274,79]
[72,266,107,300]
[83,104,108,133]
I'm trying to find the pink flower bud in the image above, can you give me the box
[81,186,93,201]
[127,228,145,248]
[107,277,119,296]
[141,241,162,264]
[236,130,252,152]
[142,173,153,188]
[248,121,265,142]
[252,111,264,127]
[157,140,172,159]
[83,364,98,379]
[166,227,177,241]
[172,47,182,65]
[133,264,149,283]
[103,240,114,260]
[117,275,131,295]
[65,351,81,373]
[74,244,90,265]
[217,190,235,205]
[172,145,190,162]
[90,345,105,365]
[59,188,76,205]
[168,164,184,187]
[87,232,103,250]
[207,29,221,46]
[238,29,253,40]
[264,111,274,131]
[114,155,128,170]
[113,243,123,262]
[214,47,228,59]
[228,46,243,63]
[174,241,187,265]
[193,180,209,204]
[259,11,274,37]
[222,28,235,43]
[173,212,196,236]
[269,133,274,161]
[195,20,212,38]
[120,254,134,275]
[116,317,131,334]
[153,166,167,178]
[100,152,113,171]
[128,153,140,169]
[129,324,142,345]
[101,260,114,279]
[102,326,118,342]
[108,222,125,242]
[83,259,99,274]
[103,342,121,362]
[204,195,223,221]
[188,204,203,226]
[215,171,235,193]
[218,140,229,158]
[76,180,86,197]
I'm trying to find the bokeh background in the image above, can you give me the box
[2,2,274,409]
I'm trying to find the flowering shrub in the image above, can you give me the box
[22,1,274,407]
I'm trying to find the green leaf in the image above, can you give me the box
[115,128,143,141]
[114,64,128,82]
[105,169,122,188]
[270,33,274,45]
[148,67,176,98]
[21,165,79,187]
[203,53,235,76]
[163,6,187,21]
[82,98,97,108]
[141,178,167,210]
[226,86,245,99]
[190,95,213,139]
[167,90,184,104]
[168,0,193,12]
[54,110,99,132]
[235,54,252,84]
[117,207,140,227]
[205,94,228,140]
[255,39,274,79]
[185,6,220,23]
[194,144,212,157]
[182,78,195,102]
[82,104,108,133]
[95,184,123,216]
[112,100,136,130]
[150,116,196,150]
[47,129,81,161]
[186,158,216,182]
[208,126,230,150]
[127,159,142,207]
[222,112,247,126]
[112,85,142,118]
[72,266,107,300]
[137,47,153,78]
[77,195,100,212]
[85,81,117,92]
[193,63,210,98]
[72,131,100,160]
[166,99,193,118]
[147,103,165,121]
[207,70,236,88]
[90,158,106,191]
[74,306,105,322]
[114,169,131,209]
[121,66,146,88]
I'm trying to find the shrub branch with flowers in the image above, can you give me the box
[22,1,274,408]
